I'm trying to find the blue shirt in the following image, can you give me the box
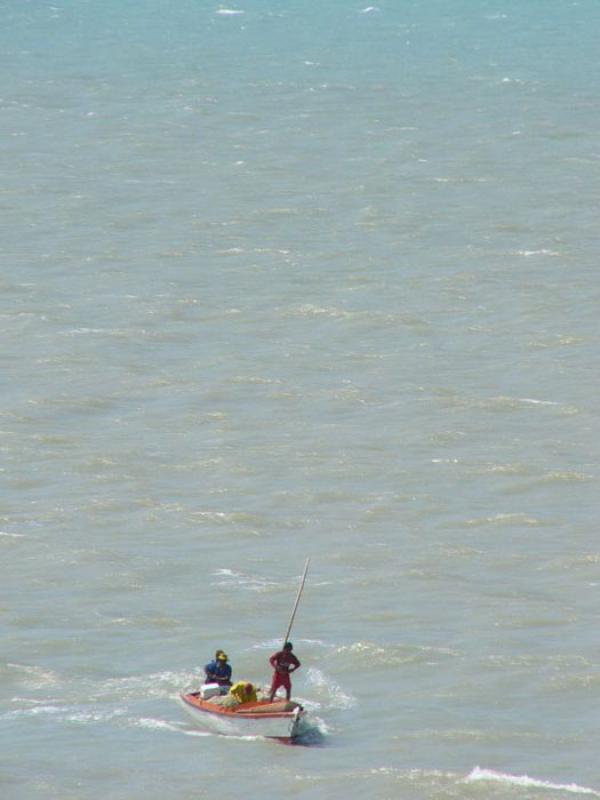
[204,659,232,684]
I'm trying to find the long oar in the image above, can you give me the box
[282,558,310,647]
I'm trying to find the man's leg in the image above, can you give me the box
[269,673,281,702]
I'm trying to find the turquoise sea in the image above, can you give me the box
[2,1,600,798]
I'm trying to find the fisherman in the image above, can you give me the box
[204,650,232,687]
[228,681,257,705]
[269,641,300,701]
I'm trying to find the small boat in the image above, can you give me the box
[180,559,312,742]
[178,691,306,741]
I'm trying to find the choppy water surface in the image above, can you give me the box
[2,1,600,798]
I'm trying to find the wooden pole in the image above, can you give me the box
[283,558,310,647]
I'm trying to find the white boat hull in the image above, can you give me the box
[178,693,305,740]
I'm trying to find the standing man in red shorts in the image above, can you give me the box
[269,641,301,701]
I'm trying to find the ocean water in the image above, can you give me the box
[2,0,600,797]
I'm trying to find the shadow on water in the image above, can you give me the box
[288,724,328,747]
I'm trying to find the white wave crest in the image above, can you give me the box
[5,663,59,688]
[514,249,561,257]
[518,397,560,406]
[466,767,600,797]
[305,667,356,709]
[129,717,194,733]
[97,670,195,699]
[211,568,280,591]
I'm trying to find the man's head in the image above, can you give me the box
[217,652,228,662]
[284,642,293,651]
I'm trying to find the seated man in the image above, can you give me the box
[212,681,257,708]
[228,681,257,705]
[204,650,232,687]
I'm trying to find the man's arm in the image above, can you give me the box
[205,661,217,680]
